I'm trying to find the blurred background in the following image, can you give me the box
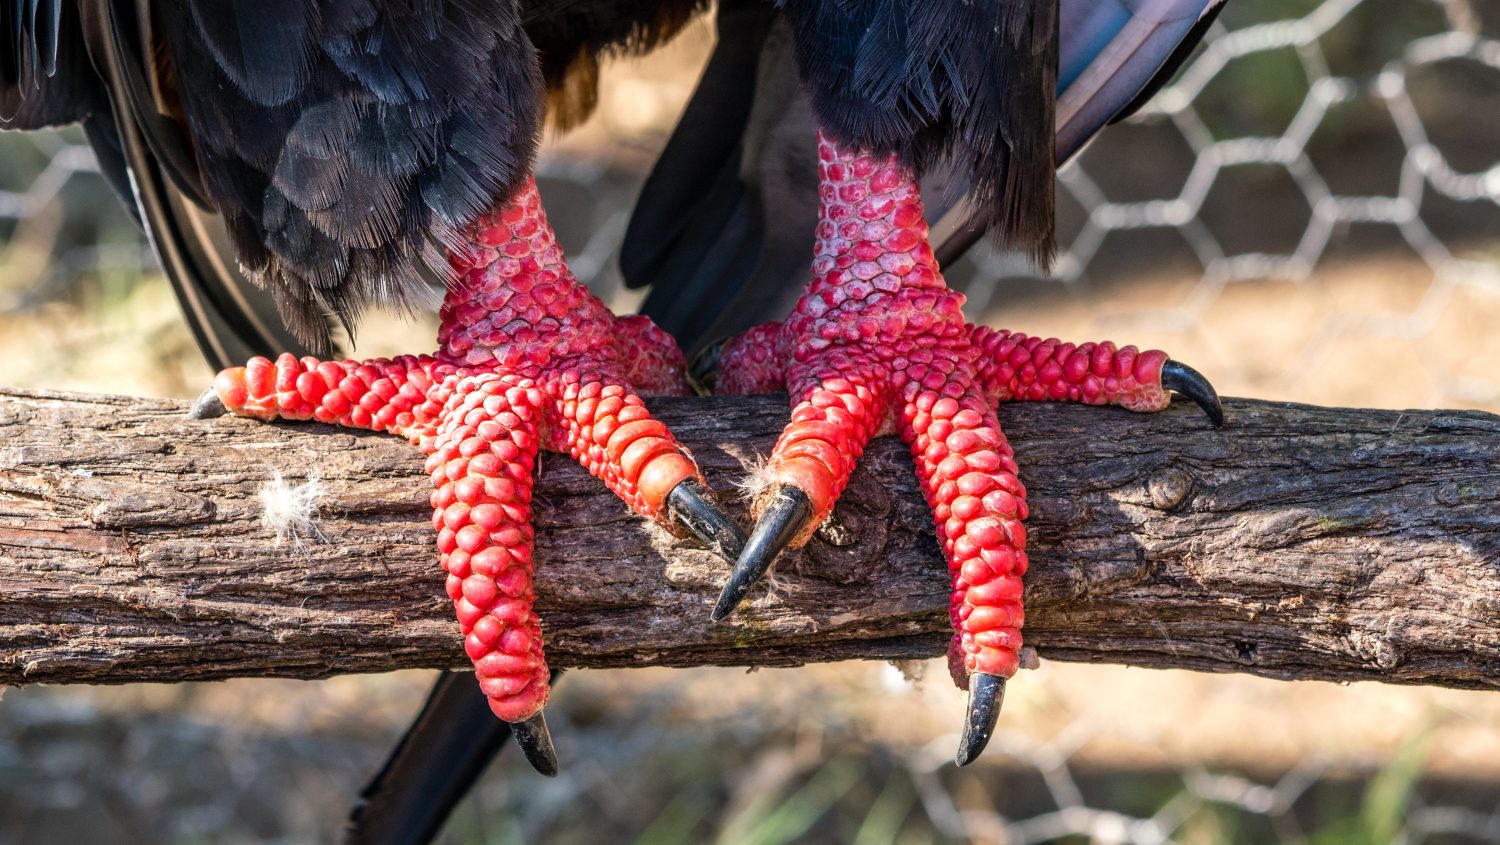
[3,0,1500,841]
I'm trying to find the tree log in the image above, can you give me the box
[2,386,1498,690]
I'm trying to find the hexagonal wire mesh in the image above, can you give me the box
[0,0,1498,841]
[953,0,1500,417]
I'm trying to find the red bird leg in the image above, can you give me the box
[712,134,1221,766]
[193,178,744,775]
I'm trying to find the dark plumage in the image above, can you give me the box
[3,0,708,353]
[526,0,710,129]
[1,0,1217,355]
[623,0,1224,350]
[2,1,93,126]
[150,0,545,349]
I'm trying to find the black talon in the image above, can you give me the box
[711,485,812,622]
[189,387,227,419]
[1161,360,1224,428]
[510,711,558,777]
[666,478,747,563]
[955,673,1006,767]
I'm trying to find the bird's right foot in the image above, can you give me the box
[707,134,1222,766]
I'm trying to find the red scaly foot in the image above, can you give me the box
[710,134,1222,766]
[192,178,744,775]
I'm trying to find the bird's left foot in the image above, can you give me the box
[711,134,1222,766]
[189,178,744,776]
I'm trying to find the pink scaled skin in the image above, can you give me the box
[718,134,1175,687]
[209,178,702,723]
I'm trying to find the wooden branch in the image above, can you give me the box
[2,386,1498,691]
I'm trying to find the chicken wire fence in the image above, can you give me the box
[1,0,1499,842]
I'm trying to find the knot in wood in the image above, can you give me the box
[815,510,859,547]
[1349,630,1404,671]
[1146,466,1194,511]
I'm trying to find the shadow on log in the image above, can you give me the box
[2,386,1498,689]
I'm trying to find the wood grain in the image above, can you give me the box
[3,387,1498,690]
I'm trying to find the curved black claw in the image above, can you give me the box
[510,711,558,777]
[666,478,747,563]
[1161,360,1224,428]
[711,486,812,622]
[189,387,227,419]
[955,673,1006,767]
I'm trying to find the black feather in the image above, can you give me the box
[629,6,819,353]
[523,0,710,129]
[1107,0,1225,126]
[0,0,100,128]
[187,0,318,106]
[154,0,544,352]
[622,0,775,292]
[272,102,359,213]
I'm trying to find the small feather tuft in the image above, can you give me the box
[259,469,328,547]
[732,451,778,506]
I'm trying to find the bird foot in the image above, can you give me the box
[190,178,743,774]
[709,133,1222,764]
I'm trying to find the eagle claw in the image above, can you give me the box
[509,711,558,777]
[666,478,747,564]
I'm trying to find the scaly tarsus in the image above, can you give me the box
[955,673,1005,767]
[1161,360,1225,428]
[711,485,812,621]
[665,478,747,563]
[509,711,558,777]
[198,178,716,769]
[705,135,1229,767]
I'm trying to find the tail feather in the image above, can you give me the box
[625,1,816,354]
[621,0,774,293]
[1056,0,1226,161]
[0,0,100,128]
[79,1,313,368]
[933,0,1223,266]
[343,673,523,845]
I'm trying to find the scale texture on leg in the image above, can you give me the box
[204,179,742,767]
[714,135,1221,764]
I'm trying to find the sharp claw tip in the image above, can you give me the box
[955,673,1006,767]
[710,573,751,622]
[711,486,813,624]
[511,711,559,777]
[189,388,226,420]
[1161,360,1224,428]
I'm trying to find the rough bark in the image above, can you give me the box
[2,386,1498,690]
